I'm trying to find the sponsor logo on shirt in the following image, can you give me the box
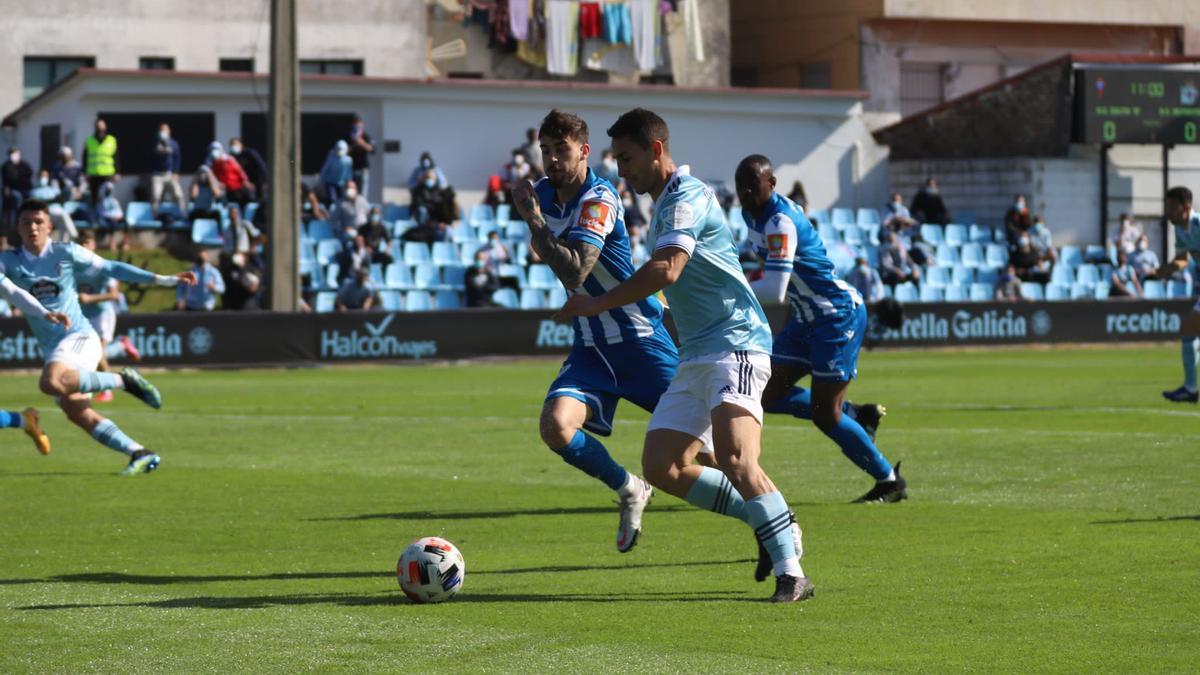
[577,201,609,235]
[767,234,788,259]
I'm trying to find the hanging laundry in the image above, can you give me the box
[582,39,639,75]
[630,0,659,71]
[489,0,514,49]
[579,2,603,40]
[544,0,580,76]
[510,0,530,40]
[603,2,633,45]
[681,0,703,62]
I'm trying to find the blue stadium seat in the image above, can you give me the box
[1059,245,1083,268]
[403,242,431,265]
[924,266,951,288]
[944,284,968,302]
[405,291,432,312]
[893,282,919,302]
[393,219,417,239]
[969,283,993,301]
[957,210,977,225]
[379,290,403,311]
[503,221,527,240]
[1050,265,1075,285]
[960,243,984,268]
[919,285,944,302]
[1021,282,1045,301]
[920,224,944,245]
[1084,245,1111,264]
[435,290,461,310]
[1094,282,1111,299]
[818,222,841,243]
[241,202,259,223]
[976,267,1000,286]
[985,244,1008,268]
[936,244,959,267]
[1075,264,1100,285]
[495,204,512,225]
[411,262,439,290]
[368,263,385,287]
[827,243,857,278]
[468,204,495,228]
[382,203,410,221]
[474,222,499,241]
[968,224,993,243]
[158,202,187,229]
[831,208,855,230]
[1170,280,1192,298]
[842,224,864,246]
[191,218,222,246]
[527,264,558,290]
[441,265,467,289]
[499,264,527,288]
[431,241,458,267]
[458,243,480,265]
[325,263,340,290]
[856,208,881,228]
[314,292,336,313]
[492,288,519,309]
[299,239,316,264]
[315,239,343,266]
[385,263,412,289]
[520,289,546,310]
[944,224,967,246]
[951,266,974,285]
[308,219,334,241]
[1045,283,1070,301]
[126,201,162,229]
[547,286,568,307]
[1142,279,1166,299]
[1071,282,1094,300]
[807,209,830,227]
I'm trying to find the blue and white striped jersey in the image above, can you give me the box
[1174,209,1200,259]
[0,243,157,352]
[649,165,773,359]
[743,193,862,324]
[535,168,665,347]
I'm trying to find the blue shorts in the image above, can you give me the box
[546,330,678,437]
[772,304,867,382]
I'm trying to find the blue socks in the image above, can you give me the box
[764,386,854,420]
[78,371,124,394]
[0,410,21,428]
[1183,337,1199,392]
[824,414,893,481]
[90,419,143,456]
[683,466,749,523]
[746,491,803,577]
[553,430,629,491]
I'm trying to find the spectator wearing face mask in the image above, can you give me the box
[483,175,507,208]
[28,170,61,203]
[1129,235,1161,281]
[348,115,375,196]
[520,127,544,176]
[1010,232,1050,283]
[336,268,377,311]
[910,177,949,225]
[846,256,885,304]
[190,165,225,220]
[1,147,33,232]
[176,251,226,311]
[995,264,1025,301]
[405,169,457,244]
[595,149,619,186]
[28,170,77,242]
[330,179,370,242]
[97,181,126,251]
[150,123,186,215]
[1027,215,1057,266]
[359,205,391,252]
[320,140,353,203]
[53,146,86,202]
[335,234,377,284]
[464,249,500,308]
[1113,214,1142,256]
[228,138,267,201]
[878,230,920,286]
[220,251,262,311]
[222,204,265,263]
[1110,250,1143,298]
[1004,194,1032,248]
[884,192,918,232]
[209,142,253,206]
[407,152,447,190]
[82,118,119,212]
[503,149,532,198]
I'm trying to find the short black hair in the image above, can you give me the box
[1166,186,1193,205]
[539,109,589,145]
[17,199,49,218]
[606,108,669,151]
[736,154,772,176]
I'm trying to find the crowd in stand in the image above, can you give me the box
[0,116,1188,315]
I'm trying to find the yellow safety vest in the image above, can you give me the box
[85,134,117,176]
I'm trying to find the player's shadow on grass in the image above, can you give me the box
[314,504,692,522]
[0,558,754,587]
[19,589,758,611]
[1090,514,1200,525]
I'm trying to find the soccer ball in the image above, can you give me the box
[397,536,465,603]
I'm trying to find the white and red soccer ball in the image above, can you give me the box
[397,536,465,603]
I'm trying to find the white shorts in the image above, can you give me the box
[87,311,117,343]
[647,350,771,451]
[45,331,102,372]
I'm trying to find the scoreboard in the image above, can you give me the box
[1075,67,1200,145]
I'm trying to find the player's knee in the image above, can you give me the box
[38,372,64,397]
[812,405,840,434]
[539,412,577,450]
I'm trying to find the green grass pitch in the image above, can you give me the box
[1,345,1197,672]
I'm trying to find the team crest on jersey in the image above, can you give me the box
[767,234,788,258]
[578,201,609,234]
[29,279,60,302]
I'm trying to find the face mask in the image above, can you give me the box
[423,178,436,189]
[39,177,49,187]
[8,153,17,163]
[857,263,869,273]
[210,149,221,160]
[1138,242,1149,251]
[514,156,526,166]
[370,213,382,224]
[159,130,169,141]
[1015,201,1025,209]
[603,158,616,170]
[421,158,432,169]
[230,145,242,156]
[345,189,357,199]
[337,149,347,157]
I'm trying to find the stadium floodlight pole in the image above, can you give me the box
[267,0,300,311]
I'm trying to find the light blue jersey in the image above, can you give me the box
[648,166,773,360]
[743,193,862,324]
[535,168,667,347]
[0,243,157,352]
[78,269,117,320]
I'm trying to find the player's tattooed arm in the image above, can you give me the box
[512,179,600,289]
